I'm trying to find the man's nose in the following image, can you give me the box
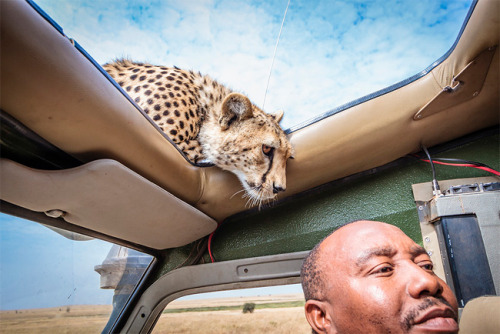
[407,264,443,298]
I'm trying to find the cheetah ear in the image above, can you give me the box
[269,110,284,123]
[220,93,253,130]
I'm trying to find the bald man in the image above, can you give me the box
[300,220,459,334]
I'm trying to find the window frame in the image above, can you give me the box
[117,251,308,333]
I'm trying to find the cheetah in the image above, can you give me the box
[103,60,294,205]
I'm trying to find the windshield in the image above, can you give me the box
[34,0,473,130]
[0,213,153,333]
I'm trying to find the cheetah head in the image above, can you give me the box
[200,93,294,207]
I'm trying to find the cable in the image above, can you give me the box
[468,166,500,176]
[189,238,208,266]
[411,154,500,176]
[208,222,222,263]
[208,231,216,263]
[432,157,497,170]
[421,145,441,196]
[427,160,499,176]
[262,0,291,109]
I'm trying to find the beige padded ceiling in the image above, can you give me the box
[0,159,217,249]
[1,0,499,248]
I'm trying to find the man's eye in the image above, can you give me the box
[371,265,393,275]
[420,262,434,272]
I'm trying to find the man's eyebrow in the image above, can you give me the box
[355,246,397,268]
[409,245,428,259]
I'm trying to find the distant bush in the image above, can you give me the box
[242,303,255,314]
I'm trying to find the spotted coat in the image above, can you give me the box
[103,59,294,204]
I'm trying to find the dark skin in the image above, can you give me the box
[304,220,459,334]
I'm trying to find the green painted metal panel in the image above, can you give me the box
[210,133,499,261]
[156,132,498,276]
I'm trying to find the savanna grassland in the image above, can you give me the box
[0,305,113,334]
[0,294,311,333]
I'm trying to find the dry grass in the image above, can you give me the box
[0,295,311,334]
[153,307,311,334]
[0,305,112,334]
[157,294,311,334]
[166,293,304,309]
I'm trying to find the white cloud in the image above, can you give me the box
[34,0,473,129]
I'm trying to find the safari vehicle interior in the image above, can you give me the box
[1,0,499,333]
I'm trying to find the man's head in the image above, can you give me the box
[301,220,459,334]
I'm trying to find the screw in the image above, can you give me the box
[45,209,66,218]
[425,237,430,243]
[427,251,433,256]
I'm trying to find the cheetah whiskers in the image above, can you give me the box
[241,186,271,210]
[241,188,262,209]
[230,188,248,200]
[241,189,259,208]
[229,185,265,209]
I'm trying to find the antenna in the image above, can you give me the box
[262,0,290,110]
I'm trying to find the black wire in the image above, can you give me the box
[421,146,437,180]
[431,157,496,170]
[421,145,441,194]
[410,153,498,170]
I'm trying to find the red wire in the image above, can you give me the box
[208,222,222,263]
[208,231,215,263]
[475,166,500,176]
[419,158,500,176]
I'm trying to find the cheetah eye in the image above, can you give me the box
[262,144,274,156]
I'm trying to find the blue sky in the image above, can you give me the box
[34,0,473,129]
[1,0,473,311]
[0,214,116,310]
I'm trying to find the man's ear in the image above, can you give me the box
[305,300,335,334]
[269,109,284,123]
[219,93,253,130]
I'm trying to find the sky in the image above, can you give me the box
[33,0,473,129]
[0,214,117,310]
[1,0,473,312]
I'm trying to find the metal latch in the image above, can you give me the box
[414,46,497,120]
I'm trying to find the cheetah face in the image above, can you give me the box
[231,129,294,206]
[200,93,294,206]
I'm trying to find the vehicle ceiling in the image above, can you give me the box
[0,0,498,251]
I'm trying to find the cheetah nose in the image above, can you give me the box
[273,184,285,194]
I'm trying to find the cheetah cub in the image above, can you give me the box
[104,60,294,205]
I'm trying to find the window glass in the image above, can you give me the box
[34,0,473,129]
[152,285,308,334]
[0,213,153,333]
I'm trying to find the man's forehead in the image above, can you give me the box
[320,221,418,262]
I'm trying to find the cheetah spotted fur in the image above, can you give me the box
[103,60,294,204]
